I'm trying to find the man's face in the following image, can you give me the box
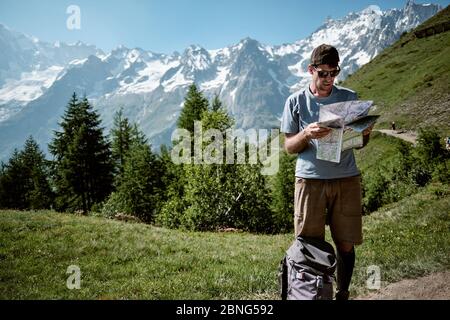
[309,64,340,93]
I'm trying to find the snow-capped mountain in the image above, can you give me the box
[0,23,103,95]
[0,23,103,122]
[0,1,442,160]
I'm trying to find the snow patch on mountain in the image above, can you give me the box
[351,51,371,66]
[182,45,211,71]
[69,58,88,66]
[200,66,230,91]
[208,47,232,63]
[117,59,180,94]
[0,65,64,104]
[162,67,192,92]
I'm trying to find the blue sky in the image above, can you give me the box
[0,0,448,54]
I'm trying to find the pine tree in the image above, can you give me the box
[110,109,152,188]
[271,149,296,233]
[177,84,209,133]
[115,141,164,222]
[111,108,133,184]
[130,123,148,145]
[49,93,114,213]
[0,137,53,209]
[50,93,81,161]
[20,136,54,209]
[0,150,26,209]
[0,162,4,207]
[103,125,164,222]
[211,94,223,112]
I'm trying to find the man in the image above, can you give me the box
[280,44,373,300]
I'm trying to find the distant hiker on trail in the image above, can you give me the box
[391,121,396,131]
[281,44,373,300]
[446,137,450,151]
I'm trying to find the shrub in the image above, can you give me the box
[156,190,188,229]
[100,192,125,219]
[361,127,449,214]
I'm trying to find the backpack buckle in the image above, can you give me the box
[296,272,305,280]
[316,276,324,288]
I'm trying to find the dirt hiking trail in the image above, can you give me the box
[376,129,418,145]
[355,271,450,300]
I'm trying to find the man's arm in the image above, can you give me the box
[284,123,331,154]
[284,131,310,154]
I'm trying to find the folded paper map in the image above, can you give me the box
[316,100,379,163]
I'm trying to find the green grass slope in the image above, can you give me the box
[354,131,403,172]
[0,211,290,299]
[1,181,449,300]
[342,5,450,135]
[352,182,450,297]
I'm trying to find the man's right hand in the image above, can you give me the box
[284,122,332,154]
[303,122,332,140]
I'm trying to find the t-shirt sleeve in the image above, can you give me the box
[280,96,299,134]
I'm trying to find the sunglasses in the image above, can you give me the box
[313,65,341,78]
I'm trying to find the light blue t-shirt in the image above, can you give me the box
[280,85,360,179]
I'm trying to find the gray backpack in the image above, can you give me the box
[279,237,337,300]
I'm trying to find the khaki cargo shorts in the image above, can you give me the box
[294,175,363,245]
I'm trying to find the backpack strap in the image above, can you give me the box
[278,256,288,300]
